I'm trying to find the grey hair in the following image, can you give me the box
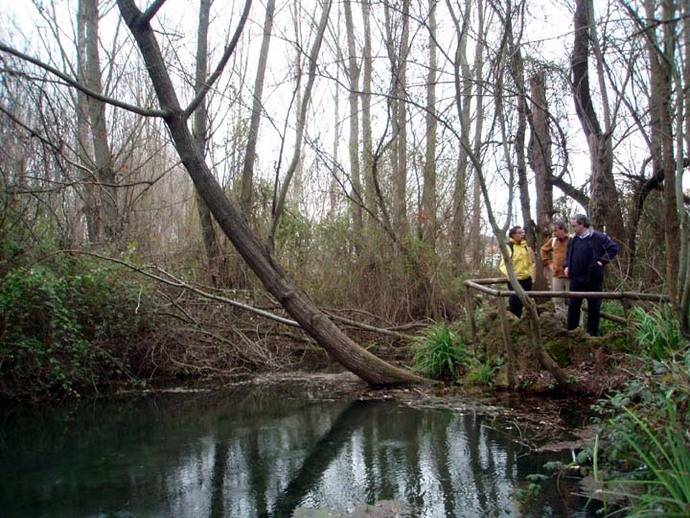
[572,214,590,228]
[552,220,567,230]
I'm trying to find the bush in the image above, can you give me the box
[0,258,147,400]
[631,305,683,361]
[591,352,690,515]
[607,404,690,517]
[412,323,469,380]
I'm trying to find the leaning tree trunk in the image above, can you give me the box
[116,0,425,386]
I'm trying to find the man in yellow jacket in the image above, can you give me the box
[499,226,536,317]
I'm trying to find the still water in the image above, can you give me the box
[0,383,594,517]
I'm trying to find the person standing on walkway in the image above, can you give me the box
[564,214,619,336]
[499,226,535,318]
[540,220,570,314]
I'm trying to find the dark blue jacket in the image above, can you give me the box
[566,231,619,284]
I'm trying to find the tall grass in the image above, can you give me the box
[412,324,468,380]
[631,305,683,361]
[605,405,690,517]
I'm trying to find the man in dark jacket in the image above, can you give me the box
[564,214,619,336]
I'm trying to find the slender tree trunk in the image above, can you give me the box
[470,0,485,268]
[344,0,363,254]
[360,0,376,226]
[83,0,119,243]
[116,0,425,386]
[451,0,473,272]
[193,0,226,287]
[421,0,437,251]
[528,71,554,281]
[643,0,679,299]
[240,0,275,216]
[76,0,99,243]
[571,0,625,243]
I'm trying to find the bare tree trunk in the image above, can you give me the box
[240,0,275,216]
[451,0,473,272]
[268,1,327,251]
[571,0,625,243]
[643,0,680,299]
[344,0,363,254]
[384,0,410,237]
[528,72,553,246]
[505,3,544,288]
[193,0,226,287]
[360,0,376,227]
[680,0,690,335]
[470,0,485,268]
[421,0,437,251]
[116,0,425,386]
[82,0,119,243]
[76,0,99,243]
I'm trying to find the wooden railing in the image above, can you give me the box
[463,277,670,383]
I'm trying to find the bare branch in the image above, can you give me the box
[182,0,253,119]
[0,43,168,117]
[141,0,168,24]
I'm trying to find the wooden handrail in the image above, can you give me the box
[463,279,669,302]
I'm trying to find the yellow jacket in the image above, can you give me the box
[499,239,535,280]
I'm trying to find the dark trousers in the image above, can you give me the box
[507,277,532,317]
[567,278,603,335]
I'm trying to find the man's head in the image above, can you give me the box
[570,214,590,236]
[508,225,525,243]
[552,220,568,239]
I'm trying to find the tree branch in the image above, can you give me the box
[141,0,168,24]
[182,0,253,119]
[0,43,168,118]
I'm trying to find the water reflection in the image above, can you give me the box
[0,385,595,517]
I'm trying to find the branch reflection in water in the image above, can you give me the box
[0,384,596,517]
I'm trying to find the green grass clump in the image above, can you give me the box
[412,324,469,380]
[606,405,690,517]
[631,305,683,361]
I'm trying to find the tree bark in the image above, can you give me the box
[643,0,679,300]
[82,0,120,243]
[116,0,425,385]
[240,0,275,216]
[421,0,437,251]
[193,0,226,287]
[571,0,625,243]
[343,0,364,254]
[528,71,554,286]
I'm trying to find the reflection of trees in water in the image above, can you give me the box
[1,390,585,517]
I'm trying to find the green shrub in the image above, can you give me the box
[606,405,690,517]
[591,354,690,514]
[0,259,146,400]
[631,305,683,361]
[412,323,469,380]
[465,358,500,386]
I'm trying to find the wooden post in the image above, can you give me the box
[497,297,515,389]
[465,289,478,349]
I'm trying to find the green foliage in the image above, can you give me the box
[591,353,690,515]
[412,323,469,380]
[631,305,683,361]
[543,339,572,367]
[0,257,147,400]
[599,301,626,336]
[606,405,690,517]
[464,358,501,386]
